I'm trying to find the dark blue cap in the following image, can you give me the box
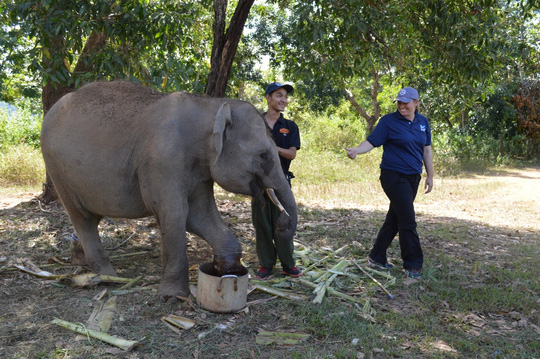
[265,82,294,95]
[394,87,419,103]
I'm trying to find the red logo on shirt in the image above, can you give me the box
[280,128,290,134]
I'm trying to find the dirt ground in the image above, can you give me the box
[1,167,539,358]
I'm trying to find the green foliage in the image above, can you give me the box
[296,102,365,154]
[268,0,540,132]
[431,82,538,166]
[433,128,526,166]
[0,144,45,186]
[0,99,42,149]
[2,0,212,94]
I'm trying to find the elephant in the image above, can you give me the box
[40,80,297,302]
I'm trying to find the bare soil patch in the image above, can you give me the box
[1,168,539,358]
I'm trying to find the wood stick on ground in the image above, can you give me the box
[352,260,394,299]
[109,251,149,259]
[51,318,139,351]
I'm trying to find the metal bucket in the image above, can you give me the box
[196,262,248,313]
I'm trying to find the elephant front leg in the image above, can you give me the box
[157,218,191,303]
[186,186,243,276]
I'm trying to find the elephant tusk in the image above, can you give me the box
[265,188,290,217]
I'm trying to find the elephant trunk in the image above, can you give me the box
[264,187,297,242]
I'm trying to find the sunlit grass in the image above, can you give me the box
[0,144,45,187]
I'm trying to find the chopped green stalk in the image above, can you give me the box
[52,318,139,351]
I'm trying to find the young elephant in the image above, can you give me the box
[41,81,297,302]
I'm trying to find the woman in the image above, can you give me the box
[346,87,434,279]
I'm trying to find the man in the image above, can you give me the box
[252,82,302,280]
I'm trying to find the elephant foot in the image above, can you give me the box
[158,281,190,304]
[70,239,88,266]
[213,255,243,276]
[70,238,117,276]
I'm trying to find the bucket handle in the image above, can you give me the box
[218,275,238,292]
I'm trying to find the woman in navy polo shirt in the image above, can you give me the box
[345,87,434,279]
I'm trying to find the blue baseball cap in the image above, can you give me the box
[395,87,419,103]
[265,82,294,95]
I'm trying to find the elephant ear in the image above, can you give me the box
[213,102,232,162]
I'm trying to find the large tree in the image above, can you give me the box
[263,0,539,130]
[3,0,258,200]
[3,0,212,114]
[205,0,255,97]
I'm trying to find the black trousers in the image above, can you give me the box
[369,169,423,269]
[250,172,295,269]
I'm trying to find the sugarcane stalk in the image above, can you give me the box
[87,296,117,332]
[302,255,330,273]
[314,260,349,284]
[294,278,366,304]
[312,260,349,304]
[256,330,310,345]
[252,284,306,301]
[363,266,396,281]
[70,273,134,287]
[51,318,139,351]
[352,260,394,299]
[312,274,333,304]
[334,244,349,255]
[117,276,142,290]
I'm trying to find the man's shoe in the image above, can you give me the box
[282,267,303,277]
[368,256,394,270]
[405,268,421,279]
[255,267,272,280]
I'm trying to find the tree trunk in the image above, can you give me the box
[345,90,378,134]
[345,69,382,135]
[205,0,255,97]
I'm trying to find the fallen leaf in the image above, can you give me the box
[161,314,196,330]
[431,340,457,353]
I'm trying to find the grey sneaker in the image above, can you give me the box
[368,256,394,270]
[405,268,421,279]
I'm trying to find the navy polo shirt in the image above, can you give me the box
[270,113,301,174]
[367,111,431,175]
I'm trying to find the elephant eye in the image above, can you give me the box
[260,152,268,161]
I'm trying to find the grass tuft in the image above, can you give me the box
[0,144,45,186]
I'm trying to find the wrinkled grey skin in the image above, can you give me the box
[41,81,297,302]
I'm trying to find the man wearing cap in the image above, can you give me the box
[252,82,302,280]
[345,87,434,279]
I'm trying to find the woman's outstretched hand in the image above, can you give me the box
[345,147,358,159]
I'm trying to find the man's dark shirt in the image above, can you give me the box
[270,113,301,174]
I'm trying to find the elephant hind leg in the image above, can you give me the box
[72,219,117,276]
[63,205,116,275]
[70,234,87,266]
